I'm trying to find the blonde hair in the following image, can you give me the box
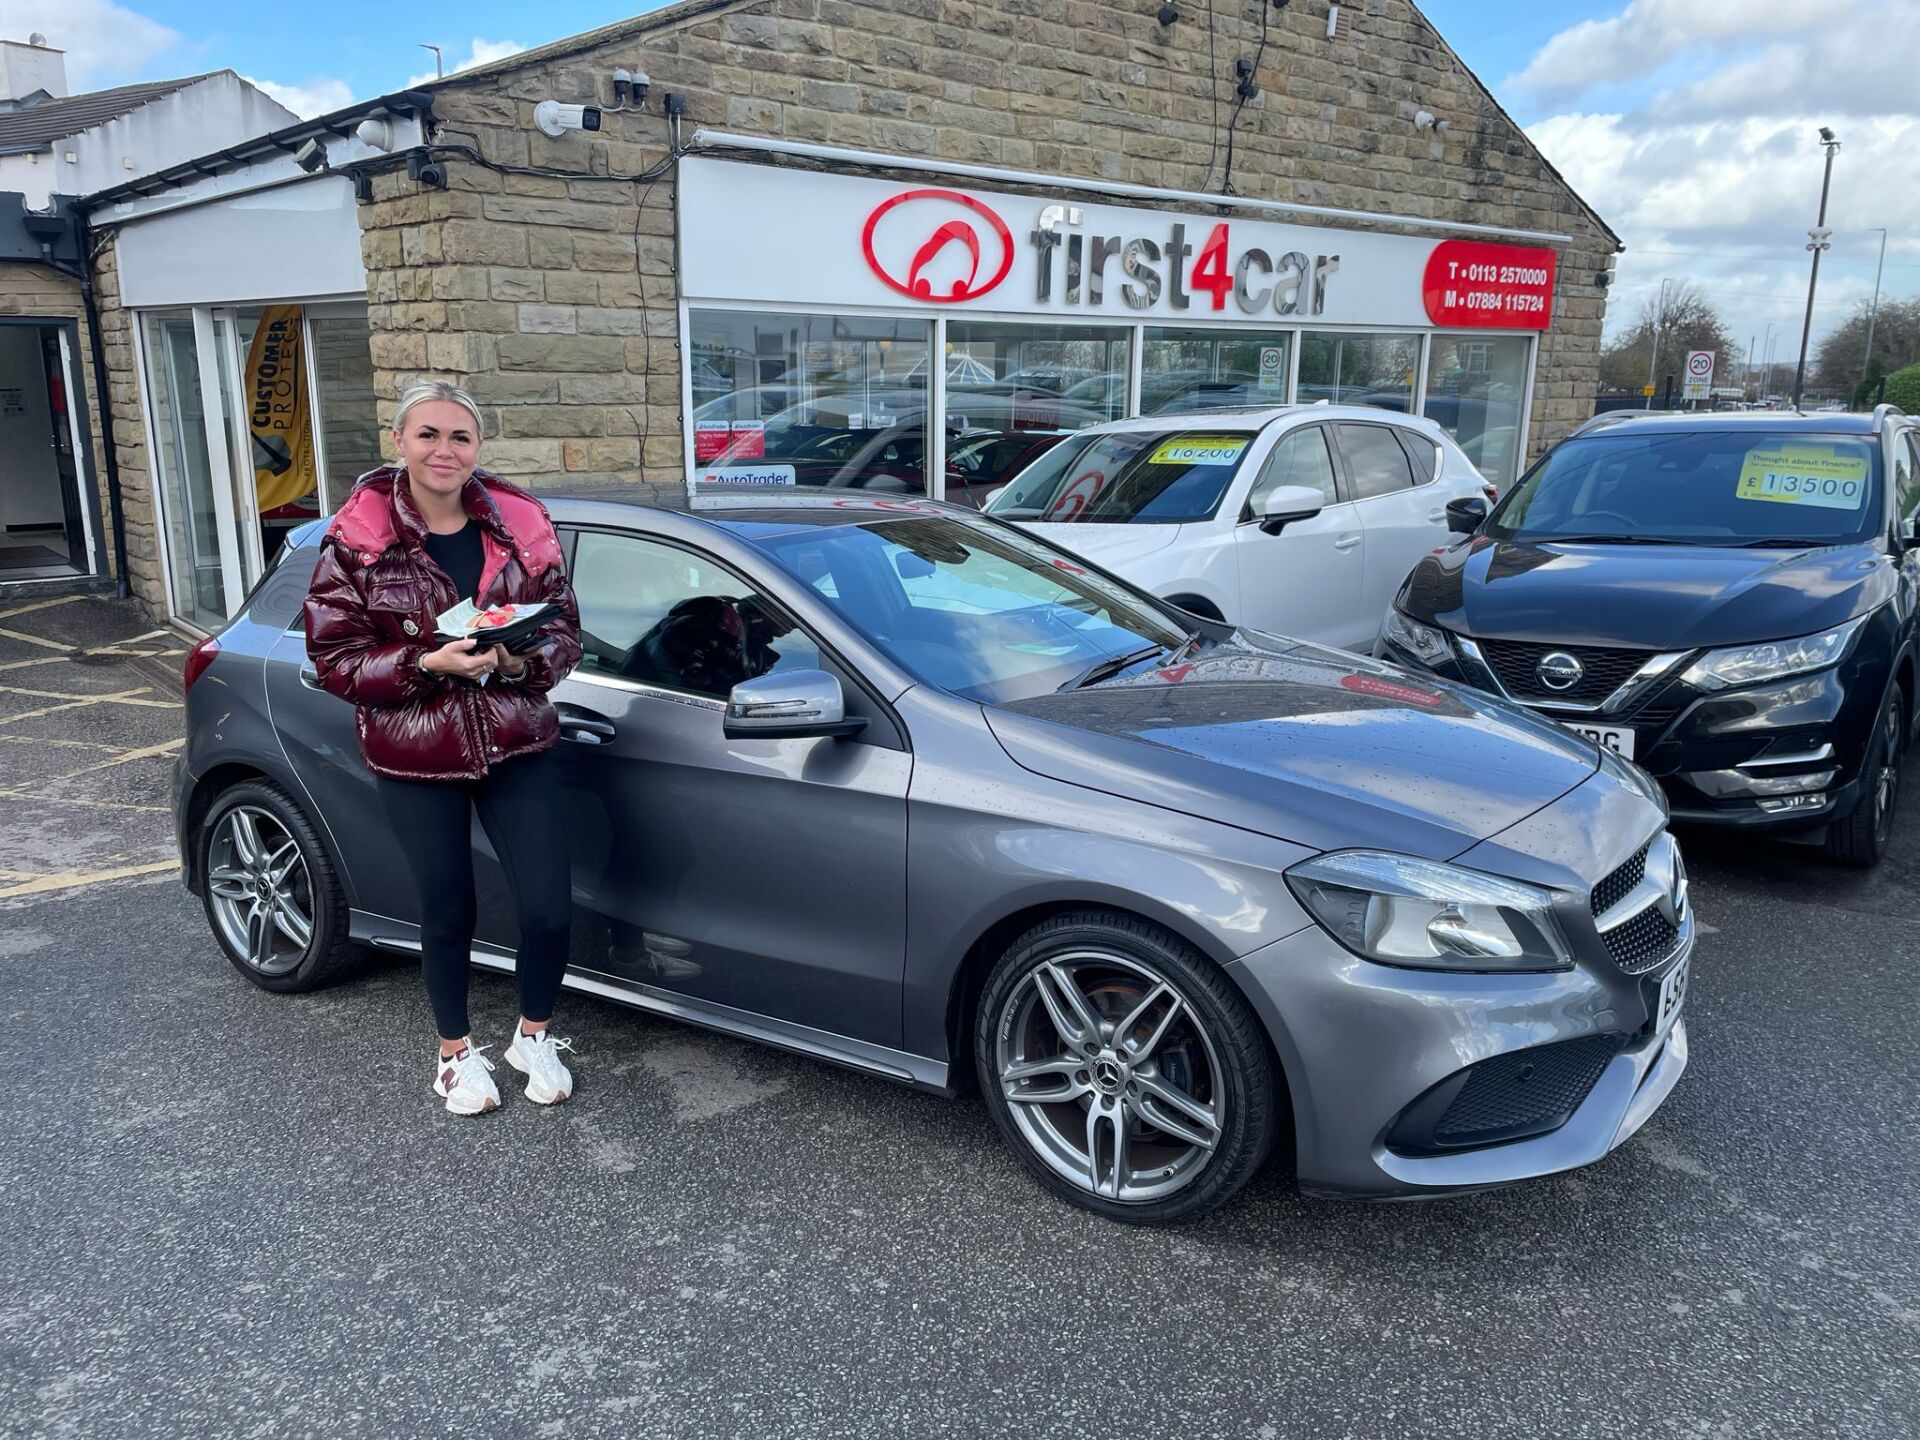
[392,380,484,439]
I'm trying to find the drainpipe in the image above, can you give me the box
[40,208,131,600]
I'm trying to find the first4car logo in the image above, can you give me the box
[861,188,1015,303]
[859,189,1346,315]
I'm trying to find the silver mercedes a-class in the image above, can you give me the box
[175,493,1692,1223]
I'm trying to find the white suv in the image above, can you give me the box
[983,405,1494,653]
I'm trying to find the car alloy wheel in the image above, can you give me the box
[995,948,1228,1204]
[206,803,315,978]
[1873,689,1903,847]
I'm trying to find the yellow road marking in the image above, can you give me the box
[0,626,73,653]
[2,737,184,794]
[0,684,181,711]
[0,734,143,753]
[0,793,170,813]
[0,595,85,623]
[0,859,179,899]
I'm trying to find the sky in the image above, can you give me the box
[12,0,1918,375]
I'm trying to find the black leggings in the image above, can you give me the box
[375,748,571,1041]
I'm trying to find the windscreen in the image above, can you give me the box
[752,516,1188,704]
[1491,430,1881,547]
[985,430,1256,524]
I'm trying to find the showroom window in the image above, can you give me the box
[1143,328,1290,414]
[945,320,1128,428]
[688,309,932,495]
[570,529,820,698]
[1298,332,1421,411]
[1424,334,1531,489]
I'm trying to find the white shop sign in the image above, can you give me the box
[680,157,1464,329]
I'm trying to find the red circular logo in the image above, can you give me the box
[861,189,1014,304]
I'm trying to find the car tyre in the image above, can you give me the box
[200,779,358,993]
[976,910,1277,1224]
[1825,685,1904,868]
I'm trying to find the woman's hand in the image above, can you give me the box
[490,645,528,680]
[420,637,497,680]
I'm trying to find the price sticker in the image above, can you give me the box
[1735,444,1870,511]
[1148,436,1248,467]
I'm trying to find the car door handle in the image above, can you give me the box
[1334,534,1362,551]
[298,664,323,691]
[557,712,617,745]
[1427,508,1446,522]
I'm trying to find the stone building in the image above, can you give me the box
[75,0,1617,629]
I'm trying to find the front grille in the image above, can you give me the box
[1434,1036,1622,1144]
[1388,1035,1624,1154]
[1478,638,1650,705]
[1590,842,1650,918]
[1602,906,1682,975]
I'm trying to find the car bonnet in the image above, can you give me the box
[985,635,1599,860]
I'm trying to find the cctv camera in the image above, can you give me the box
[1157,4,1179,24]
[293,138,329,173]
[534,100,603,138]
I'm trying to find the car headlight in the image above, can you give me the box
[1678,615,1866,692]
[1381,608,1451,666]
[1285,851,1573,973]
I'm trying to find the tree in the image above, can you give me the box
[1816,296,1920,399]
[1599,283,1737,396]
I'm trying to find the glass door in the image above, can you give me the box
[142,312,242,631]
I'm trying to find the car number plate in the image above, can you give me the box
[1652,955,1690,1039]
[1563,721,1634,760]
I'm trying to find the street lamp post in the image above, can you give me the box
[1645,276,1672,409]
[1792,126,1841,411]
[1859,225,1889,404]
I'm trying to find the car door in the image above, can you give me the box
[1232,422,1367,648]
[1332,421,1446,646]
[547,525,911,1049]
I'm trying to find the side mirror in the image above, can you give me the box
[1256,484,1327,536]
[1446,496,1489,534]
[724,669,867,741]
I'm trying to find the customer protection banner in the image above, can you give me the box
[244,306,317,512]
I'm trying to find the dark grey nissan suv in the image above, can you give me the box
[175,492,1693,1223]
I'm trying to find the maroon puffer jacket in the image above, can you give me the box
[302,466,583,782]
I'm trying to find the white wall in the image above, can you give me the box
[115,174,369,307]
[0,72,298,207]
[0,327,61,529]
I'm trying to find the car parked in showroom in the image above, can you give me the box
[983,405,1495,652]
[1381,407,1920,865]
[177,493,1690,1223]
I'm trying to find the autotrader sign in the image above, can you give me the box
[679,157,1559,330]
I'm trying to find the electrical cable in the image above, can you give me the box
[1218,0,1273,196]
[1199,0,1222,190]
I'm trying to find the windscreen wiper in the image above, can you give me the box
[1725,537,1831,548]
[1060,644,1168,692]
[1543,534,1687,545]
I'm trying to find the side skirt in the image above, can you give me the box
[353,912,954,1095]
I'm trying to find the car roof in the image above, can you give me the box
[1575,410,1888,438]
[1086,403,1437,434]
[543,488,974,536]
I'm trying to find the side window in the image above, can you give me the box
[569,530,820,699]
[1248,426,1339,515]
[1896,431,1920,524]
[1334,423,1417,500]
[1394,427,1438,485]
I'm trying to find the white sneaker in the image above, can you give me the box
[504,1027,575,1104]
[431,1042,500,1116]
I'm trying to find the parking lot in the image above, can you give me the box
[2,594,1917,1440]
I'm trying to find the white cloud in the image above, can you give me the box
[407,38,527,89]
[5,0,179,91]
[242,75,356,119]
[1509,0,1840,105]
[1521,2,1920,372]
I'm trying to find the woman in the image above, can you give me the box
[304,380,584,1116]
